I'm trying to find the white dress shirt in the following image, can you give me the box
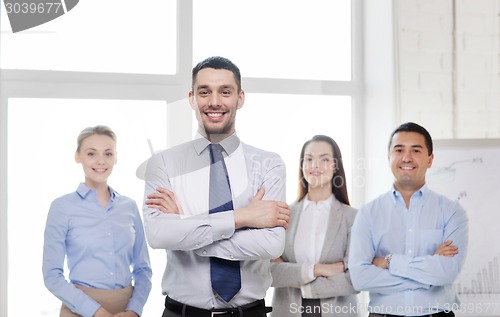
[143,133,287,309]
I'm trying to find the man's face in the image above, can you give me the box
[389,131,434,191]
[189,68,244,140]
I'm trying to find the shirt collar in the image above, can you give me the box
[193,132,240,156]
[76,182,117,201]
[303,194,335,211]
[391,183,428,204]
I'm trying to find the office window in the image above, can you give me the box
[7,98,168,317]
[193,0,351,81]
[0,0,177,74]
[238,93,352,201]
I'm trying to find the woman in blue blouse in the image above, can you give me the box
[43,125,152,317]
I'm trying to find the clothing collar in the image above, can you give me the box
[193,132,240,156]
[391,183,428,204]
[76,182,117,201]
[303,193,336,211]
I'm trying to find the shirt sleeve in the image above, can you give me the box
[270,262,312,288]
[125,202,153,316]
[348,205,431,294]
[389,203,469,285]
[193,154,287,260]
[142,151,237,251]
[42,200,101,317]
[301,273,358,299]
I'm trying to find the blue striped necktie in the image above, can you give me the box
[208,143,241,302]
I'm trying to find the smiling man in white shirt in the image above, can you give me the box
[142,56,290,317]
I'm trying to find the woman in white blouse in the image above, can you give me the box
[270,135,358,317]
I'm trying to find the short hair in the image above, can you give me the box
[76,125,116,152]
[388,122,433,155]
[192,56,242,92]
[296,135,350,205]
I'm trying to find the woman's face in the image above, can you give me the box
[302,141,335,190]
[75,134,117,188]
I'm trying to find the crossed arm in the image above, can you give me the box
[146,186,290,230]
[271,256,345,280]
[372,240,458,269]
[348,205,468,293]
[144,185,290,260]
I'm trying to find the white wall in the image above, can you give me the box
[396,0,500,139]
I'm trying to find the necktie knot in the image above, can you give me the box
[209,143,224,164]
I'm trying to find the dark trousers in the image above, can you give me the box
[162,296,271,317]
[302,298,321,317]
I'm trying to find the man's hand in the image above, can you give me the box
[314,262,345,277]
[234,188,290,229]
[271,256,284,263]
[145,187,183,214]
[372,257,388,269]
[434,240,458,257]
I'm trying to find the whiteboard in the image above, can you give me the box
[427,139,500,317]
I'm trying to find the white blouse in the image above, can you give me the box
[294,194,333,295]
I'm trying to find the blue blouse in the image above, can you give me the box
[43,183,152,317]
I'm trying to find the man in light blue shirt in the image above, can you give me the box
[349,122,468,317]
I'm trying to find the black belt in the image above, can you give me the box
[369,311,455,317]
[165,296,272,317]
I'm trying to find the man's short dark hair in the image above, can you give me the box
[388,122,433,156]
[192,56,242,92]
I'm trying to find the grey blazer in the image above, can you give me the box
[270,197,359,317]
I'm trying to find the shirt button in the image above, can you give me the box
[202,250,207,255]
[221,234,226,239]
[230,255,234,259]
[195,244,200,248]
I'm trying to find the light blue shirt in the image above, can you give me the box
[348,184,468,316]
[43,183,152,317]
[143,133,286,309]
